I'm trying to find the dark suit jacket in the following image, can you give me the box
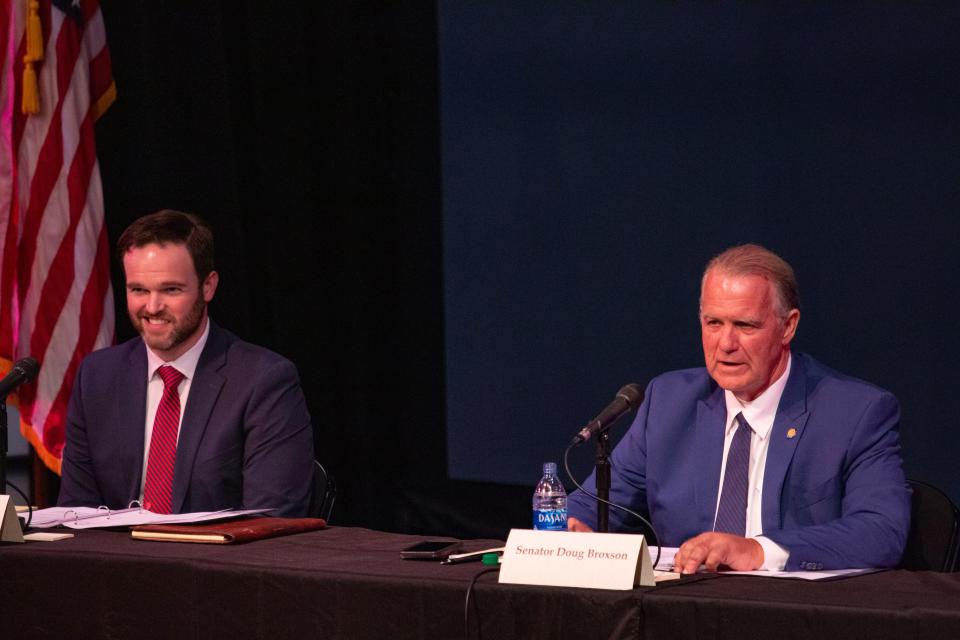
[567,352,911,570]
[58,322,315,516]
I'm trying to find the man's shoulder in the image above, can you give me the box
[207,324,297,371]
[651,366,712,387]
[223,337,294,367]
[790,352,899,421]
[80,335,143,369]
[647,366,717,399]
[795,352,894,399]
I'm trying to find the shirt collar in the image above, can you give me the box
[723,352,792,440]
[145,318,211,382]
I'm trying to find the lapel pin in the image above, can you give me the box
[786,428,797,439]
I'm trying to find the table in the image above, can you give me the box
[0,526,640,639]
[641,570,960,640]
[1,526,960,640]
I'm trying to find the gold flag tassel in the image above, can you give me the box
[22,60,39,114]
[22,0,44,115]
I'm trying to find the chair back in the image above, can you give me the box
[901,479,960,571]
[309,460,336,521]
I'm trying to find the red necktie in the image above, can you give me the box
[143,366,185,513]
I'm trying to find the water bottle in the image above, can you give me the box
[532,462,568,530]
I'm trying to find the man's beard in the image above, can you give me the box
[131,293,206,354]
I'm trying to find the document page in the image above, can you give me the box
[27,506,271,529]
[649,546,876,580]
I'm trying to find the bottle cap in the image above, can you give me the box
[543,462,557,476]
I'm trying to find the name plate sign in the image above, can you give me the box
[0,495,24,544]
[498,529,653,589]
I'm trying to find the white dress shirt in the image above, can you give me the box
[715,353,792,571]
[138,319,211,502]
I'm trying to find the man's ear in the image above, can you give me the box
[781,308,800,345]
[202,270,219,303]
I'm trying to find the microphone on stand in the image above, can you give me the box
[1,357,40,498]
[0,357,40,398]
[569,383,643,446]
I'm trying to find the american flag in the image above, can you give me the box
[0,0,115,473]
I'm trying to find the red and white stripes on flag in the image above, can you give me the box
[0,0,115,473]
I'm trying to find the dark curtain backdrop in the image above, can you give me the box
[76,2,960,541]
[92,1,457,534]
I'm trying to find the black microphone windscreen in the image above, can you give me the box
[15,357,40,381]
[616,383,643,407]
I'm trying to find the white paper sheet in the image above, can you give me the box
[26,506,271,529]
[649,546,876,581]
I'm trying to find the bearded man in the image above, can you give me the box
[58,210,314,516]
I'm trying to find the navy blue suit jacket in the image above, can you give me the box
[58,322,315,516]
[567,353,910,570]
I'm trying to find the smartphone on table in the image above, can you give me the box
[400,540,462,560]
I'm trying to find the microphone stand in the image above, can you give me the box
[0,397,8,494]
[595,431,610,533]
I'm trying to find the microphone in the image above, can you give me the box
[0,357,40,398]
[571,383,643,446]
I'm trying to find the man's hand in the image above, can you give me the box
[567,516,594,532]
[673,532,764,574]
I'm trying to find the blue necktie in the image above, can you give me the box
[714,412,752,536]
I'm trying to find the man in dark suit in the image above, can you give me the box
[567,244,910,572]
[58,210,314,516]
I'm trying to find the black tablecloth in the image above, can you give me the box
[642,570,960,640]
[2,526,960,640]
[0,526,640,639]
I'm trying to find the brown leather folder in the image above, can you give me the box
[130,516,326,544]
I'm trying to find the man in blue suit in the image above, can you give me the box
[567,244,910,572]
[58,210,314,516]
